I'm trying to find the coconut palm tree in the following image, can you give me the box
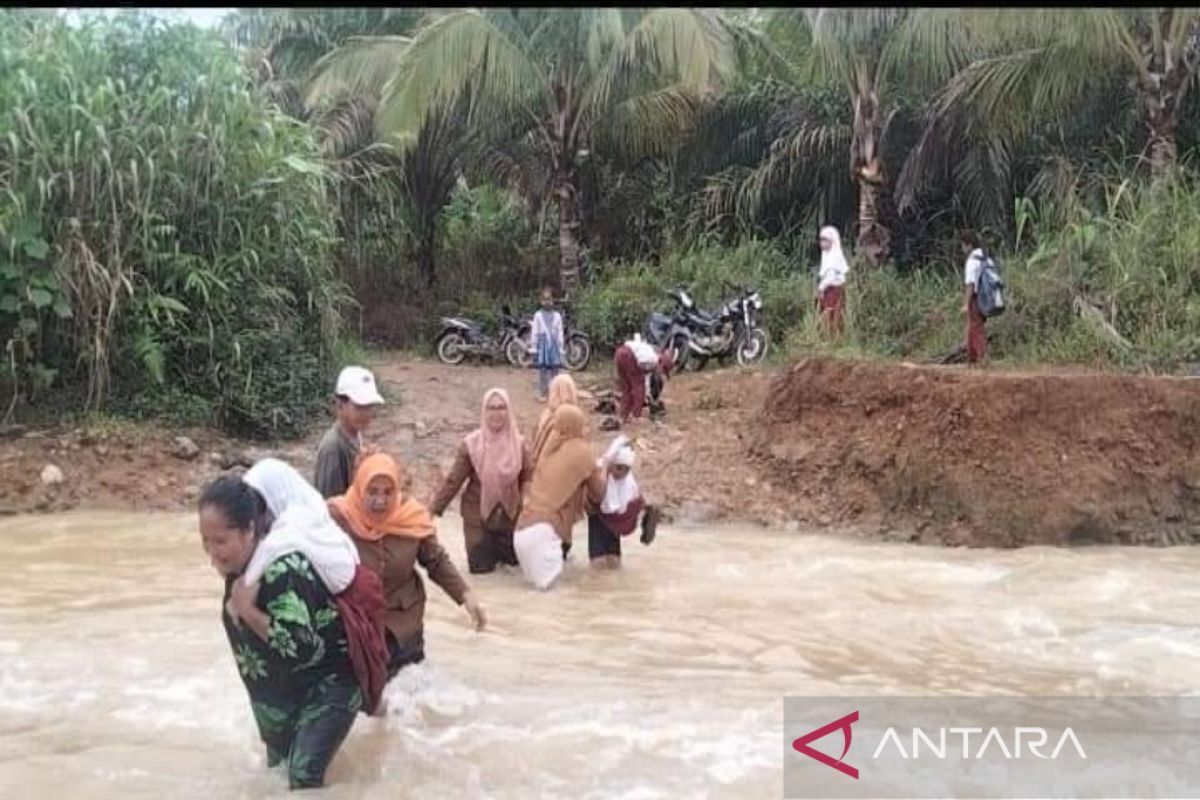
[749,9,977,267]
[311,8,744,293]
[905,10,1200,185]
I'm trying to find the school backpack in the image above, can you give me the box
[975,250,1007,318]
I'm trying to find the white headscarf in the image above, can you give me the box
[242,458,359,593]
[818,225,850,292]
[600,440,641,515]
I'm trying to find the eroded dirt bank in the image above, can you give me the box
[748,358,1200,546]
[4,354,1199,547]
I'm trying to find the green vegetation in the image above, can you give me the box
[1,11,349,437]
[3,8,1200,439]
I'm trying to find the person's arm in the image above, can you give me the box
[313,439,346,499]
[518,440,535,494]
[584,465,608,505]
[963,256,976,312]
[429,442,473,516]
[554,312,566,351]
[417,535,486,629]
[232,554,336,668]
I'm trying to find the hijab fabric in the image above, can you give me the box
[242,458,359,593]
[600,441,640,515]
[525,405,597,523]
[328,454,435,542]
[818,225,850,291]
[533,373,580,465]
[465,388,524,521]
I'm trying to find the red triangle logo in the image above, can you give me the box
[792,710,860,780]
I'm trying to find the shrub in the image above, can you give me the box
[0,11,350,437]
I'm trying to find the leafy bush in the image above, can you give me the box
[575,239,810,350]
[0,11,350,437]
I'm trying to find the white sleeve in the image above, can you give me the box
[964,255,980,287]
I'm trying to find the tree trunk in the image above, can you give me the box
[851,71,891,266]
[556,180,582,295]
[549,79,583,296]
[417,227,437,289]
[1135,11,1199,179]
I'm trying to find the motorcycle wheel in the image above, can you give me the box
[668,336,691,373]
[436,331,469,366]
[505,336,527,368]
[736,328,769,366]
[564,334,591,372]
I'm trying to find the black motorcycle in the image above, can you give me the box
[435,305,525,366]
[646,283,768,371]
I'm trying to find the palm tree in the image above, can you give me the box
[907,10,1200,183]
[314,8,742,293]
[754,9,976,266]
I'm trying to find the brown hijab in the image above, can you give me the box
[523,404,597,527]
[532,373,580,466]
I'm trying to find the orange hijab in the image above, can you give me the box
[533,374,580,466]
[328,453,435,542]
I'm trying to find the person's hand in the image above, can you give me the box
[462,591,487,632]
[230,578,260,624]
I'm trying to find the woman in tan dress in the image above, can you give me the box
[430,388,534,574]
[531,373,580,466]
[513,405,608,591]
[329,453,486,678]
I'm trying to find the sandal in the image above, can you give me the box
[640,505,661,546]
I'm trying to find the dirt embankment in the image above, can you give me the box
[748,358,1200,546]
[4,353,1199,548]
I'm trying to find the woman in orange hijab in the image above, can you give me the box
[329,453,486,678]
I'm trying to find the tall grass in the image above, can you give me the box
[0,11,351,436]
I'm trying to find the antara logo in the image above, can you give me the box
[792,711,860,780]
[792,711,1088,780]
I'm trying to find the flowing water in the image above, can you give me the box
[1,512,1198,798]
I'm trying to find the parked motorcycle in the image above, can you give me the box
[507,302,592,372]
[646,283,768,371]
[435,305,525,366]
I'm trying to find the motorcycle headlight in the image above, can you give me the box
[751,294,763,310]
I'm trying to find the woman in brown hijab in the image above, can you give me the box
[531,373,580,467]
[329,453,486,678]
[430,388,533,574]
[513,405,607,590]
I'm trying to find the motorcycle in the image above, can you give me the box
[647,283,768,371]
[435,305,525,366]
[506,302,592,372]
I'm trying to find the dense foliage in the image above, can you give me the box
[0,11,350,436]
[3,8,1199,438]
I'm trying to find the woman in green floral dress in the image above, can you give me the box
[199,475,361,791]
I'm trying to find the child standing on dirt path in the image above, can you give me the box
[314,366,385,498]
[961,230,988,365]
[588,437,660,569]
[531,287,565,403]
[817,225,849,335]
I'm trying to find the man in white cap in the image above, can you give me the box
[313,366,385,498]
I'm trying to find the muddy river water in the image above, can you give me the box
[1,512,1198,798]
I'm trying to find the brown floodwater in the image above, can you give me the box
[1,512,1198,798]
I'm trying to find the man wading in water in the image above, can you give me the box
[198,476,365,791]
[314,366,385,498]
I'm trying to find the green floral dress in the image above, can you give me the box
[222,551,362,790]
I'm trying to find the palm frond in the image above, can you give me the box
[376,10,546,149]
[305,36,412,108]
[593,85,700,161]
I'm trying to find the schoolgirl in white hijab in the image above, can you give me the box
[817,225,850,332]
[242,458,359,593]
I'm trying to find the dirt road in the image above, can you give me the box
[5,353,1197,547]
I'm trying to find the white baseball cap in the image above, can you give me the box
[335,366,385,406]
